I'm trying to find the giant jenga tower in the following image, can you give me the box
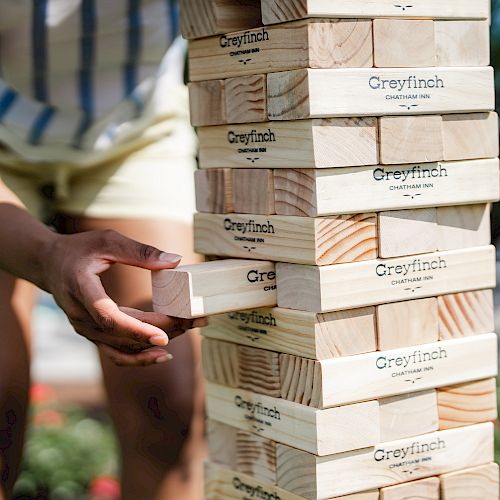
[154,1,500,498]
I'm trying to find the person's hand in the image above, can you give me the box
[40,229,206,366]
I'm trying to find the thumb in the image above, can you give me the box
[104,231,182,270]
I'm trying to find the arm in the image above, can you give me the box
[0,181,204,366]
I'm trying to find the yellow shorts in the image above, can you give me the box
[0,118,197,224]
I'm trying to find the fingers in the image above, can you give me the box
[98,343,173,367]
[120,307,208,333]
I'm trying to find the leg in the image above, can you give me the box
[0,273,35,498]
[57,215,205,500]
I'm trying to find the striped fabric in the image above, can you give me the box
[0,0,185,165]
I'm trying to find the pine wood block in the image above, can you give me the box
[236,430,277,484]
[237,345,281,397]
[194,213,377,266]
[435,20,490,67]
[202,306,377,360]
[189,80,226,127]
[273,159,500,217]
[207,420,238,467]
[205,382,380,456]
[194,169,233,214]
[267,68,495,120]
[376,298,439,351]
[378,116,443,165]
[205,462,380,500]
[437,204,491,251]
[179,0,262,40]
[277,246,496,313]
[438,289,495,340]
[276,423,494,499]
[232,169,275,215]
[202,338,239,388]
[188,19,373,82]
[152,259,276,318]
[442,112,499,161]
[261,0,490,24]
[378,209,438,258]
[279,334,497,408]
[440,463,499,500]
[225,74,267,125]
[437,378,498,430]
[380,478,439,500]
[373,20,436,68]
[379,391,439,442]
[198,118,378,169]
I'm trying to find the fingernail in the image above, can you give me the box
[150,335,168,346]
[193,318,208,328]
[159,252,182,263]
[156,353,173,363]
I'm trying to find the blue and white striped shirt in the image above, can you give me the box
[0,0,186,166]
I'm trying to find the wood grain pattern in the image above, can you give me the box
[189,80,226,127]
[237,345,281,397]
[437,378,497,430]
[373,19,436,68]
[381,478,439,500]
[261,0,490,24]
[202,338,239,388]
[376,297,439,350]
[276,423,494,499]
[207,419,238,467]
[180,0,261,40]
[273,159,500,217]
[236,430,277,484]
[194,168,233,213]
[378,116,443,165]
[202,306,377,360]
[152,259,276,318]
[205,382,380,456]
[267,68,495,120]
[198,118,378,169]
[438,289,494,340]
[440,463,499,500]
[189,19,372,81]
[225,74,267,124]
[377,209,438,258]
[276,246,496,313]
[280,354,322,407]
[232,169,275,215]
[442,112,498,161]
[194,213,377,266]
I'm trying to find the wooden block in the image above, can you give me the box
[225,75,267,125]
[202,338,239,387]
[205,462,380,500]
[194,169,233,214]
[437,378,497,430]
[378,116,443,165]
[440,463,499,500]
[276,423,494,499]
[207,419,238,467]
[267,68,495,120]
[442,112,499,161]
[437,204,491,251]
[188,80,226,127]
[379,391,439,442]
[198,118,378,169]
[273,159,500,217]
[236,430,277,483]
[378,209,438,258]
[232,169,275,215]
[188,19,373,81]
[373,19,436,68]
[380,478,439,500]
[276,246,496,313]
[435,20,490,67]
[237,345,281,397]
[202,306,377,360]
[279,334,497,408]
[205,382,380,456]
[261,0,490,24]
[179,0,261,40]
[377,298,439,351]
[152,259,276,318]
[438,289,495,340]
[194,213,377,265]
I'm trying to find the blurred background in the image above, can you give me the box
[11,5,500,500]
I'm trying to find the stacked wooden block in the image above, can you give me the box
[155,1,500,498]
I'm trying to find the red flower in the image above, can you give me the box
[30,384,55,404]
[90,476,121,499]
[33,409,64,427]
